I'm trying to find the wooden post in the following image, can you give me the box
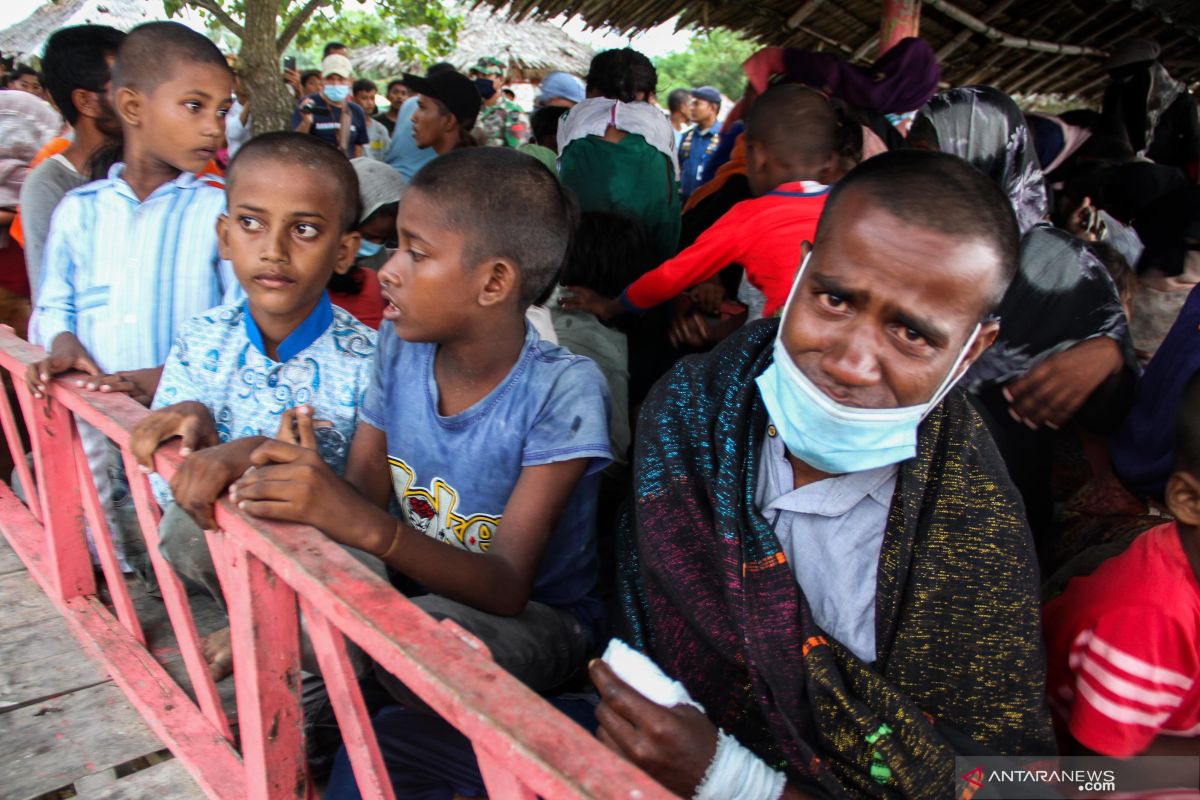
[210,533,307,800]
[879,0,921,56]
[29,392,95,601]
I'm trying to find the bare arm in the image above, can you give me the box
[231,442,590,616]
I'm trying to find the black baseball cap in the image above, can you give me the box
[402,71,482,129]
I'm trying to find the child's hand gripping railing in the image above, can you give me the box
[0,326,674,800]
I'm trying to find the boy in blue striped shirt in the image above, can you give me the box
[25,22,238,576]
[27,21,237,394]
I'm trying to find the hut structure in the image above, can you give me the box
[474,0,1200,102]
[0,0,172,59]
[351,6,593,83]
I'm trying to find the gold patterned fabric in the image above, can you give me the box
[620,319,1056,797]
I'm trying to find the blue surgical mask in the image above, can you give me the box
[324,84,350,103]
[357,239,383,259]
[755,254,980,474]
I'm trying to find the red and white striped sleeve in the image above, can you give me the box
[1055,608,1199,756]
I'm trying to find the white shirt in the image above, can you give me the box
[557,97,679,177]
[756,428,897,662]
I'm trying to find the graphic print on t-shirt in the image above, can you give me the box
[388,456,500,553]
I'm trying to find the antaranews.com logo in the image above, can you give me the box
[955,756,1198,799]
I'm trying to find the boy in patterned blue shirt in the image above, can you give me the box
[130,132,380,679]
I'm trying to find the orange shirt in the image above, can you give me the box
[10,136,71,247]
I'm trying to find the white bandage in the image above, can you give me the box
[693,730,787,800]
[601,639,705,712]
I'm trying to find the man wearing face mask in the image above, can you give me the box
[589,150,1055,799]
[293,54,368,158]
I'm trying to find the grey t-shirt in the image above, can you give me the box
[19,154,87,298]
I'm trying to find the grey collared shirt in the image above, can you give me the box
[756,429,897,662]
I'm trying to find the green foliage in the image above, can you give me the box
[654,28,757,102]
[166,0,459,65]
[293,4,460,68]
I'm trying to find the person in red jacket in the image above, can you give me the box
[560,85,837,323]
[1043,372,1200,773]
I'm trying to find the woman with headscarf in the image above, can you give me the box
[1099,38,1200,181]
[910,86,1139,551]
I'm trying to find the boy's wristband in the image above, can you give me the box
[377,522,402,561]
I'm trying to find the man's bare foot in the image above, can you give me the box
[201,627,234,681]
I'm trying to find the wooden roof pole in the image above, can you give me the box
[959,2,1066,85]
[923,0,1106,55]
[936,0,1018,61]
[880,0,921,55]
[1020,17,1166,95]
[1057,30,1192,98]
[787,0,827,28]
[1003,9,1140,93]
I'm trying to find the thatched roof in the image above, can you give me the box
[473,0,1200,101]
[0,0,167,58]
[351,7,593,81]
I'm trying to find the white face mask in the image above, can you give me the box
[755,253,981,474]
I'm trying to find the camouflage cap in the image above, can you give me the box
[471,56,505,77]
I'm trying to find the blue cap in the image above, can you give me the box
[691,85,722,105]
[537,71,584,105]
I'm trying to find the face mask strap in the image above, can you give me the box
[779,250,813,324]
[921,322,982,419]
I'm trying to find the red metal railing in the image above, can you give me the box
[0,327,672,800]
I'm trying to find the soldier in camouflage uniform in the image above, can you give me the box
[470,56,529,148]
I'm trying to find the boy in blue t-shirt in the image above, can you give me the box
[130,132,380,679]
[172,148,611,697]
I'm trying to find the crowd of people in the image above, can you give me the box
[0,14,1198,800]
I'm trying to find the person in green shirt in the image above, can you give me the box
[470,55,528,148]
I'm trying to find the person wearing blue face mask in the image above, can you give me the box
[293,54,369,158]
[588,150,1056,799]
[327,157,405,329]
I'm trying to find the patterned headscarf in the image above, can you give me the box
[0,90,62,207]
[916,86,1048,234]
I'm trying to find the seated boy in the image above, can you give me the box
[1043,372,1200,763]
[129,132,379,679]
[170,148,611,704]
[560,84,837,323]
[26,21,238,575]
